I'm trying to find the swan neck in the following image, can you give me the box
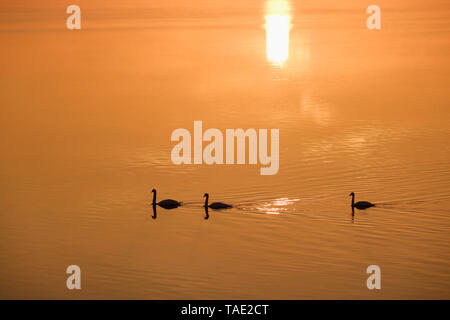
[152,190,156,204]
[351,194,355,207]
[204,194,209,207]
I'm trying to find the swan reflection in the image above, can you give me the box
[204,206,209,220]
[152,204,157,219]
[265,0,292,66]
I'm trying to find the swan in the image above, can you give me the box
[151,189,182,209]
[349,192,375,210]
[203,193,232,210]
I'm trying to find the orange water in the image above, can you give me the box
[0,0,449,298]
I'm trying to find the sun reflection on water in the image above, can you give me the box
[255,197,300,215]
[265,0,292,66]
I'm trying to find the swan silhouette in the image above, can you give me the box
[203,193,232,210]
[349,192,375,210]
[151,189,182,209]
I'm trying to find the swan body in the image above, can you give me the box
[152,189,181,209]
[209,202,232,209]
[353,201,375,209]
[203,193,232,210]
[349,192,375,210]
[157,199,181,209]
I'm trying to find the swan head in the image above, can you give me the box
[203,193,209,197]
[151,189,156,193]
[349,192,354,196]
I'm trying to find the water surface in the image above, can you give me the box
[1,0,449,298]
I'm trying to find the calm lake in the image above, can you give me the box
[0,0,449,298]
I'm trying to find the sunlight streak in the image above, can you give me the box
[265,0,292,66]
